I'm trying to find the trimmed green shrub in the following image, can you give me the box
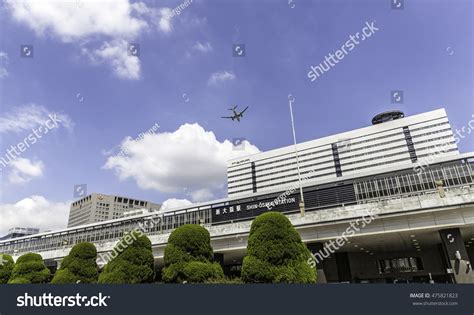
[8,277,30,284]
[162,224,224,283]
[8,253,50,284]
[51,242,99,284]
[98,231,154,284]
[241,212,316,283]
[0,254,14,283]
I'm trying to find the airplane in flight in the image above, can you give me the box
[221,105,249,122]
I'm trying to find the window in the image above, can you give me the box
[378,257,423,274]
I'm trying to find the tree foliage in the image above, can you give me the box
[98,231,154,284]
[162,224,224,283]
[51,242,99,284]
[0,254,14,284]
[241,212,316,283]
[8,253,50,284]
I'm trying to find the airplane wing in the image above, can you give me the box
[239,106,249,115]
[221,116,234,119]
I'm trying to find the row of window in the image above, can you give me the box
[411,127,452,139]
[341,138,455,168]
[229,141,457,195]
[410,120,449,133]
[342,140,456,174]
[0,211,213,255]
[228,170,336,195]
[229,126,452,184]
[342,120,448,149]
[68,206,92,222]
[378,257,424,274]
[229,135,455,190]
[354,162,473,201]
[227,120,449,176]
[114,196,146,207]
[72,195,91,207]
[227,147,331,176]
[228,159,334,186]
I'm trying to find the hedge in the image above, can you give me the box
[8,253,50,284]
[241,212,316,283]
[0,254,14,283]
[51,242,99,284]
[98,231,154,284]
[162,224,224,283]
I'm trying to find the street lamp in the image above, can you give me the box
[288,94,305,217]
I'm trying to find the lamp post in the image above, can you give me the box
[288,94,305,217]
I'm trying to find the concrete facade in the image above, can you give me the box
[68,193,161,227]
[227,109,457,197]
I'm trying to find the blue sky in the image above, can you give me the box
[0,0,472,233]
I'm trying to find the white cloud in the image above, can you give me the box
[6,0,178,79]
[8,158,44,184]
[131,3,175,34]
[103,123,260,199]
[0,51,8,78]
[156,8,173,33]
[6,0,147,42]
[82,39,140,80]
[188,188,214,202]
[208,70,236,85]
[0,103,73,134]
[160,198,193,212]
[0,196,70,236]
[192,41,212,53]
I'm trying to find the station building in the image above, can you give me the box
[1,108,473,283]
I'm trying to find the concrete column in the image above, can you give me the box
[439,228,474,283]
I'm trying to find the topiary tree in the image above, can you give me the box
[241,212,316,283]
[51,242,99,284]
[8,253,50,284]
[98,231,154,284]
[162,224,224,283]
[0,254,14,284]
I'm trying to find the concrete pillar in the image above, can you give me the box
[439,228,474,283]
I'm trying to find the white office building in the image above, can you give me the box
[67,193,161,227]
[227,109,458,197]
